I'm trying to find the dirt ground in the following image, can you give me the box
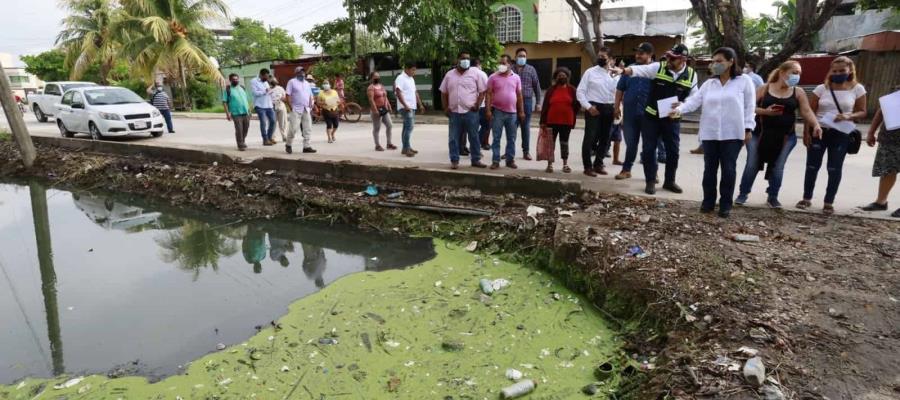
[1,141,898,399]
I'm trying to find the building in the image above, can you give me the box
[1,53,43,98]
[492,1,689,87]
[819,0,896,53]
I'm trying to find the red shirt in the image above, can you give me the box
[546,86,576,126]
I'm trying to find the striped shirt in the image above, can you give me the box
[150,89,170,110]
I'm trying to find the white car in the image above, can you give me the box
[55,86,166,140]
[28,81,98,122]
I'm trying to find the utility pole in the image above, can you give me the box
[0,60,36,168]
[349,7,357,60]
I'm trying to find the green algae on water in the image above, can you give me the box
[0,240,621,399]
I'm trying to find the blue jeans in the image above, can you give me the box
[491,109,518,163]
[702,139,744,212]
[255,107,276,141]
[641,115,680,184]
[519,96,534,154]
[803,129,850,204]
[448,111,481,163]
[622,111,643,171]
[400,109,415,151]
[159,109,174,133]
[478,107,491,147]
[739,133,797,200]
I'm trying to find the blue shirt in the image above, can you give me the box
[616,67,651,118]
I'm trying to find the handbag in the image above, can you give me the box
[829,87,862,155]
[378,106,389,116]
[536,126,555,162]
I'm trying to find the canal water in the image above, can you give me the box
[0,182,622,399]
[0,182,434,384]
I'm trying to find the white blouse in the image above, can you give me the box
[676,75,756,141]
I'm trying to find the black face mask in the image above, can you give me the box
[230,81,239,87]
[596,58,608,67]
[556,77,567,84]
[372,78,381,84]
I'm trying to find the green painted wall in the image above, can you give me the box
[493,0,538,43]
[220,61,272,89]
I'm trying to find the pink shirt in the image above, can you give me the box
[439,67,487,114]
[487,72,521,113]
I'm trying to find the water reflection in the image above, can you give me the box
[0,183,435,384]
[29,182,64,377]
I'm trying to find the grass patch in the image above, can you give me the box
[192,104,225,113]
[0,129,10,142]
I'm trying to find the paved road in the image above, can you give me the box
[4,112,896,219]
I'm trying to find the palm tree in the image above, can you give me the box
[156,220,239,280]
[118,0,228,108]
[56,0,122,84]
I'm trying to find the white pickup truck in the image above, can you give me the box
[28,81,98,122]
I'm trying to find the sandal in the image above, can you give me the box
[545,165,554,173]
[563,165,571,173]
[795,200,811,210]
[823,204,835,215]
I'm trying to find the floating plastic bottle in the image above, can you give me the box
[501,379,537,399]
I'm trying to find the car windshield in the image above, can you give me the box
[61,83,97,92]
[84,88,145,105]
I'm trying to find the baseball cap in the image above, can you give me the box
[665,44,690,59]
[634,42,654,54]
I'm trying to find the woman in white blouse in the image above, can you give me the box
[796,56,867,215]
[670,47,756,218]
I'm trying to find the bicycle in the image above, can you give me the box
[312,101,362,124]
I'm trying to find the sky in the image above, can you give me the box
[0,0,776,67]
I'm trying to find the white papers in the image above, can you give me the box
[820,112,856,134]
[879,90,900,130]
[656,96,679,119]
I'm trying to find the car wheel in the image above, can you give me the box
[34,105,47,122]
[57,119,74,138]
[89,122,104,141]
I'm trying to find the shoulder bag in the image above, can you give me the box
[829,87,862,155]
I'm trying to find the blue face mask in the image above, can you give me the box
[459,59,470,70]
[516,57,526,66]
[786,74,800,87]
[830,73,849,84]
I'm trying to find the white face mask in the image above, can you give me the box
[322,84,331,91]
[497,64,509,73]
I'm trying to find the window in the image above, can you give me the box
[45,84,60,96]
[61,91,73,105]
[71,92,84,106]
[495,5,522,43]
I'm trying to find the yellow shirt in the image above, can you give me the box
[316,90,340,111]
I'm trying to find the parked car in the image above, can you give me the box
[27,81,97,122]
[55,86,166,140]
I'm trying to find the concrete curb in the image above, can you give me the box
[32,136,582,198]
[173,112,703,135]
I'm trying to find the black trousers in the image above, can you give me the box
[582,103,614,170]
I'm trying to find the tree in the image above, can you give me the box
[302,18,387,57]
[219,18,301,66]
[564,0,625,60]
[118,0,229,109]
[55,0,121,84]
[758,0,842,77]
[689,0,747,62]
[347,0,501,65]
[156,221,239,281]
[21,50,73,82]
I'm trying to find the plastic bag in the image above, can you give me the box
[536,127,554,161]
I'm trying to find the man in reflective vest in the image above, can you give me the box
[620,44,697,195]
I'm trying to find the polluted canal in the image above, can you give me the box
[0,182,623,399]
